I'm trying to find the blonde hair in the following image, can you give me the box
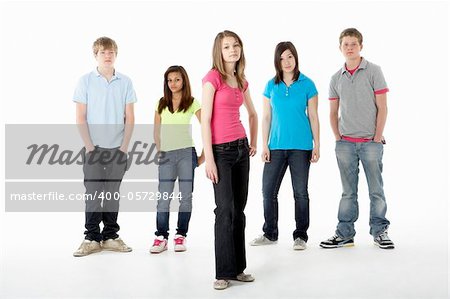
[92,37,118,55]
[211,30,246,90]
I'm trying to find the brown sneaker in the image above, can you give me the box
[102,238,132,252]
[73,240,102,257]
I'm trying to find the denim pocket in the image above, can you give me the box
[192,148,199,168]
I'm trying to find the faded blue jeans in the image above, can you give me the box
[335,140,390,239]
[156,147,197,239]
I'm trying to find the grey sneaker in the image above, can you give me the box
[236,273,255,282]
[213,279,229,290]
[102,237,132,252]
[73,240,102,257]
[293,238,307,250]
[374,231,395,249]
[249,235,277,246]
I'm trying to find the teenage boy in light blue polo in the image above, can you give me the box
[320,28,394,249]
[73,37,137,257]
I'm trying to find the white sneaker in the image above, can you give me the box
[150,236,168,254]
[73,240,101,257]
[249,235,277,246]
[293,238,307,250]
[174,235,187,252]
[102,237,132,252]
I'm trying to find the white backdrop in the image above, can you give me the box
[1,1,449,298]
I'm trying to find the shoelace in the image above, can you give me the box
[174,237,185,245]
[153,239,166,246]
[378,232,389,241]
[329,235,339,241]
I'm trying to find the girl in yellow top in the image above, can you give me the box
[150,65,204,253]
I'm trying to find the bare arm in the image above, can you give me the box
[373,93,387,143]
[120,103,135,153]
[329,99,341,141]
[307,95,320,162]
[201,82,218,183]
[261,97,271,162]
[76,103,95,152]
[243,88,258,157]
[195,109,205,165]
[153,111,161,152]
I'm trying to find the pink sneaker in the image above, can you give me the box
[149,236,168,254]
[174,235,187,252]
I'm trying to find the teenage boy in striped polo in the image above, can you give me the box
[73,37,136,257]
[320,28,394,249]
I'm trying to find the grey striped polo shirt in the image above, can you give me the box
[329,58,388,139]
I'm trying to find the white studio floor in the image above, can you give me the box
[1,202,448,299]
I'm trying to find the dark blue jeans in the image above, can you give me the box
[156,147,197,239]
[212,138,249,280]
[83,147,127,242]
[262,149,312,242]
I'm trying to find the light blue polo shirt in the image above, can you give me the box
[263,73,317,150]
[73,69,137,148]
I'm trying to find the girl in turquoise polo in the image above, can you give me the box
[250,41,320,250]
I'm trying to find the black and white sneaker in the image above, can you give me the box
[374,231,395,249]
[320,235,354,248]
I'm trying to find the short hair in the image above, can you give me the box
[92,37,118,55]
[273,41,300,84]
[339,28,363,45]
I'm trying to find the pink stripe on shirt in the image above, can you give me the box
[374,88,389,95]
[341,135,372,143]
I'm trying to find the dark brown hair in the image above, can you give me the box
[157,65,194,114]
[274,41,300,84]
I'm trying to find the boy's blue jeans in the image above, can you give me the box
[335,140,390,239]
[262,150,311,242]
[156,147,197,239]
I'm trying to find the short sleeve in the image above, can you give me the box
[155,100,160,112]
[307,80,318,100]
[372,65,388,93]
[328,76,339,100]
[73,76,87,104]
[202,69,221,90]
[190,98,201,114]
[243,80,249,92]
[263,80,272,99]
[125,79,137,104]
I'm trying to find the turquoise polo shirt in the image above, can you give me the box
[73,69,137,148]
[263,73,317,150]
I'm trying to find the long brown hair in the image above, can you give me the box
[157,65,194,114]
[274,41,300,84]
[211,30,246,90]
